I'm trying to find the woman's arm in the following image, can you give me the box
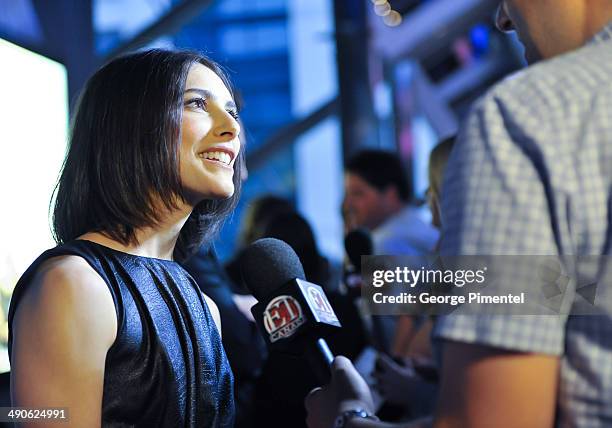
[11,256,117,428]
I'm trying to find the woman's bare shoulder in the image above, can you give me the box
[36,254,104,282]
[11,255,117,423]
[13,254,117,348]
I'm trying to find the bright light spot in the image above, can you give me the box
[374,2,391,16]
[383,10,402,26]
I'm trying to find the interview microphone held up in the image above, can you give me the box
[240,238,342,383]
[343,228,373,298]
[344,228,372,274]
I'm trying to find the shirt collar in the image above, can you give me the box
[588,19,612,45]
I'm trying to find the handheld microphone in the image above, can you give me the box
[344,228,373,298]
[344,228,388,353]
[344,228,373,274]
[240,238,342,383]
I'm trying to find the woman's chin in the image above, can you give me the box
[183,185,234,207]
[204,185,235,201]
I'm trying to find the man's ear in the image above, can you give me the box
[382,185,401,204]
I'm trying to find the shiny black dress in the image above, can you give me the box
[8,240,235,427]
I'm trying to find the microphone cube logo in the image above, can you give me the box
[307,287,334,314]
[263,295,306,343]
[305,285,340,325]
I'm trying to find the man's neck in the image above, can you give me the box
[371,203,405,230]
[584,7,612,41]
[538,4,612,61]
[386,202,405,221]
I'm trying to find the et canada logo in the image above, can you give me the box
[307,287,334,314]
[306,286,338,324]
[263,295,306,343]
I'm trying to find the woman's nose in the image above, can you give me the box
[213,111,240,141]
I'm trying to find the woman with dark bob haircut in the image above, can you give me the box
[8,49,244,427]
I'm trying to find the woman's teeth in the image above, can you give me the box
[201,151,231,165]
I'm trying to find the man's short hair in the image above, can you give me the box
[345,149,410,202]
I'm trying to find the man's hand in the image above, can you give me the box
[305,356,375,428]
[373,354,417,406]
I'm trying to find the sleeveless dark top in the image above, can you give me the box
[8,240,235,427]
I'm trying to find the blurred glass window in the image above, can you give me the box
[217,0,285,16]
[220,22,287,57]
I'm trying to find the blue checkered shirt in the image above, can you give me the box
[434,21,612,427]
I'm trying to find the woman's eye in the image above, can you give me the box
[227,110,239,120]
[187,98,207,110]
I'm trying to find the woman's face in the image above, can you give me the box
[179,63,241,206]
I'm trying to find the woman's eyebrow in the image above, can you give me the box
[185,88,236,110]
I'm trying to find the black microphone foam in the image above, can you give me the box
[240,237,306,301]
[344,228,373,272]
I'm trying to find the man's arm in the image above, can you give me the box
[434,341,558,428]
[305,344,558,428]
[11,256,117,428]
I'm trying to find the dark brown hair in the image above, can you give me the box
[52,49,244,262]
[345,149,410,202]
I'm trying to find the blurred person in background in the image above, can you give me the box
[375,138,456,422]
[264,212,332,288]
[224,194,295,288]
[343,150,438,257]
[391,137,457,362]
[305,0,612,427]
[9,49,244,427]
[343,150,439,355]
[426,138,456,233]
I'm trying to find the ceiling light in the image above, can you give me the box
[383,10,402,26]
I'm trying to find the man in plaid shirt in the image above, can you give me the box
[306,1,612,427]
